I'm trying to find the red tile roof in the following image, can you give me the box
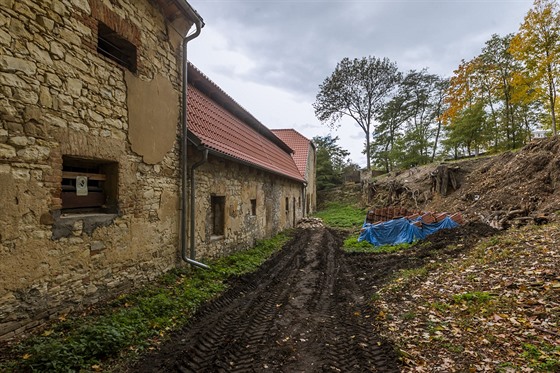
[187,82,304,182]
[271,129,313,178]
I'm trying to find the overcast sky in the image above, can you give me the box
[187,0,533,167]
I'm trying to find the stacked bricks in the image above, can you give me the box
[365,206,464,226]
[450,212,465,225]
[421,212,436,224]
[368,207,423,223]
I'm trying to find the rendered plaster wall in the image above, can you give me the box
[0,0,189,340]
[189,152,305,259]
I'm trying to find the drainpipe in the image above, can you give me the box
[190,148,208,261]
[180,10,208,269]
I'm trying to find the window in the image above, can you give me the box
[250,199,257,216]
[61,156,118,214]
[97,22,137,72]
[211,196,225,236]
[285,197,289,213]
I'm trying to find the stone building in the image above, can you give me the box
[0,0,313,340]
[186,64,308,258]
[271,129,317,215]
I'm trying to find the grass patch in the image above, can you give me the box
[313,202,365,229]
[342,236,414,253]
[384,266,430,294]
[450,291,497,316]
[1,232,291,373]
[443,343,464,354]
[521,343,560,371]
[401,311,416,321]
[452,291,493,304]
[398,267,428,280]
[430,301,451,313]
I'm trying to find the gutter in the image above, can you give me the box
[179,7,209,269]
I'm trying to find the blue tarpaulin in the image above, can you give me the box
[358,216,459,246]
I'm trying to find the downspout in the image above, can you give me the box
[180,12,209,269]
[190,148,208,261]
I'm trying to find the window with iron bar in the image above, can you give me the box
[97,22,137,72]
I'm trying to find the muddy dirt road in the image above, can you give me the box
[129,227,401,372]
[129,222,496,372]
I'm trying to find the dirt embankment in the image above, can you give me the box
[367,137,560,229]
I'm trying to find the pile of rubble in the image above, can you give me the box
[296,217,325,229]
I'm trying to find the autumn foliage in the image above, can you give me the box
[443,0,560,154]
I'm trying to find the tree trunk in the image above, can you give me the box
[431,164,460,196]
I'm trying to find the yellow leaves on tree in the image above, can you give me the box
[510,0,560,135]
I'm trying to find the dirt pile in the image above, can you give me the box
[369,136,560,229]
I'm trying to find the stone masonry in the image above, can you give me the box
[0,0,305,341]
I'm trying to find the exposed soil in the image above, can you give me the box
[369,136,560,229]
[127,221,498,373]
[128,227,399,372]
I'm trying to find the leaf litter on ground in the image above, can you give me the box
[370,222,560,372]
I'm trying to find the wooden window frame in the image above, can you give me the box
[61,156,118,214]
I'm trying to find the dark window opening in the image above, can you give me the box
[250,199,257,216]
[211,196,225,236]
[97,22,137,72]
[61,156,118,214]
[285,197,289,213]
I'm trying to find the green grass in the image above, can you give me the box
[452,291,493,304]
[521,342,560,371]
[1,232,291,373]
[343,235,415,253]
[313,202,418,253]
[313,202,366,229]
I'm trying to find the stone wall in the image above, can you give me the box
[0,0,306,341]
[0,0,190,341]
[190,149,305,259]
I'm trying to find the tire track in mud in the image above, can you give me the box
[129,227,401,372]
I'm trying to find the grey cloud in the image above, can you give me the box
[188,0,532,165]
[191,0,529,96]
